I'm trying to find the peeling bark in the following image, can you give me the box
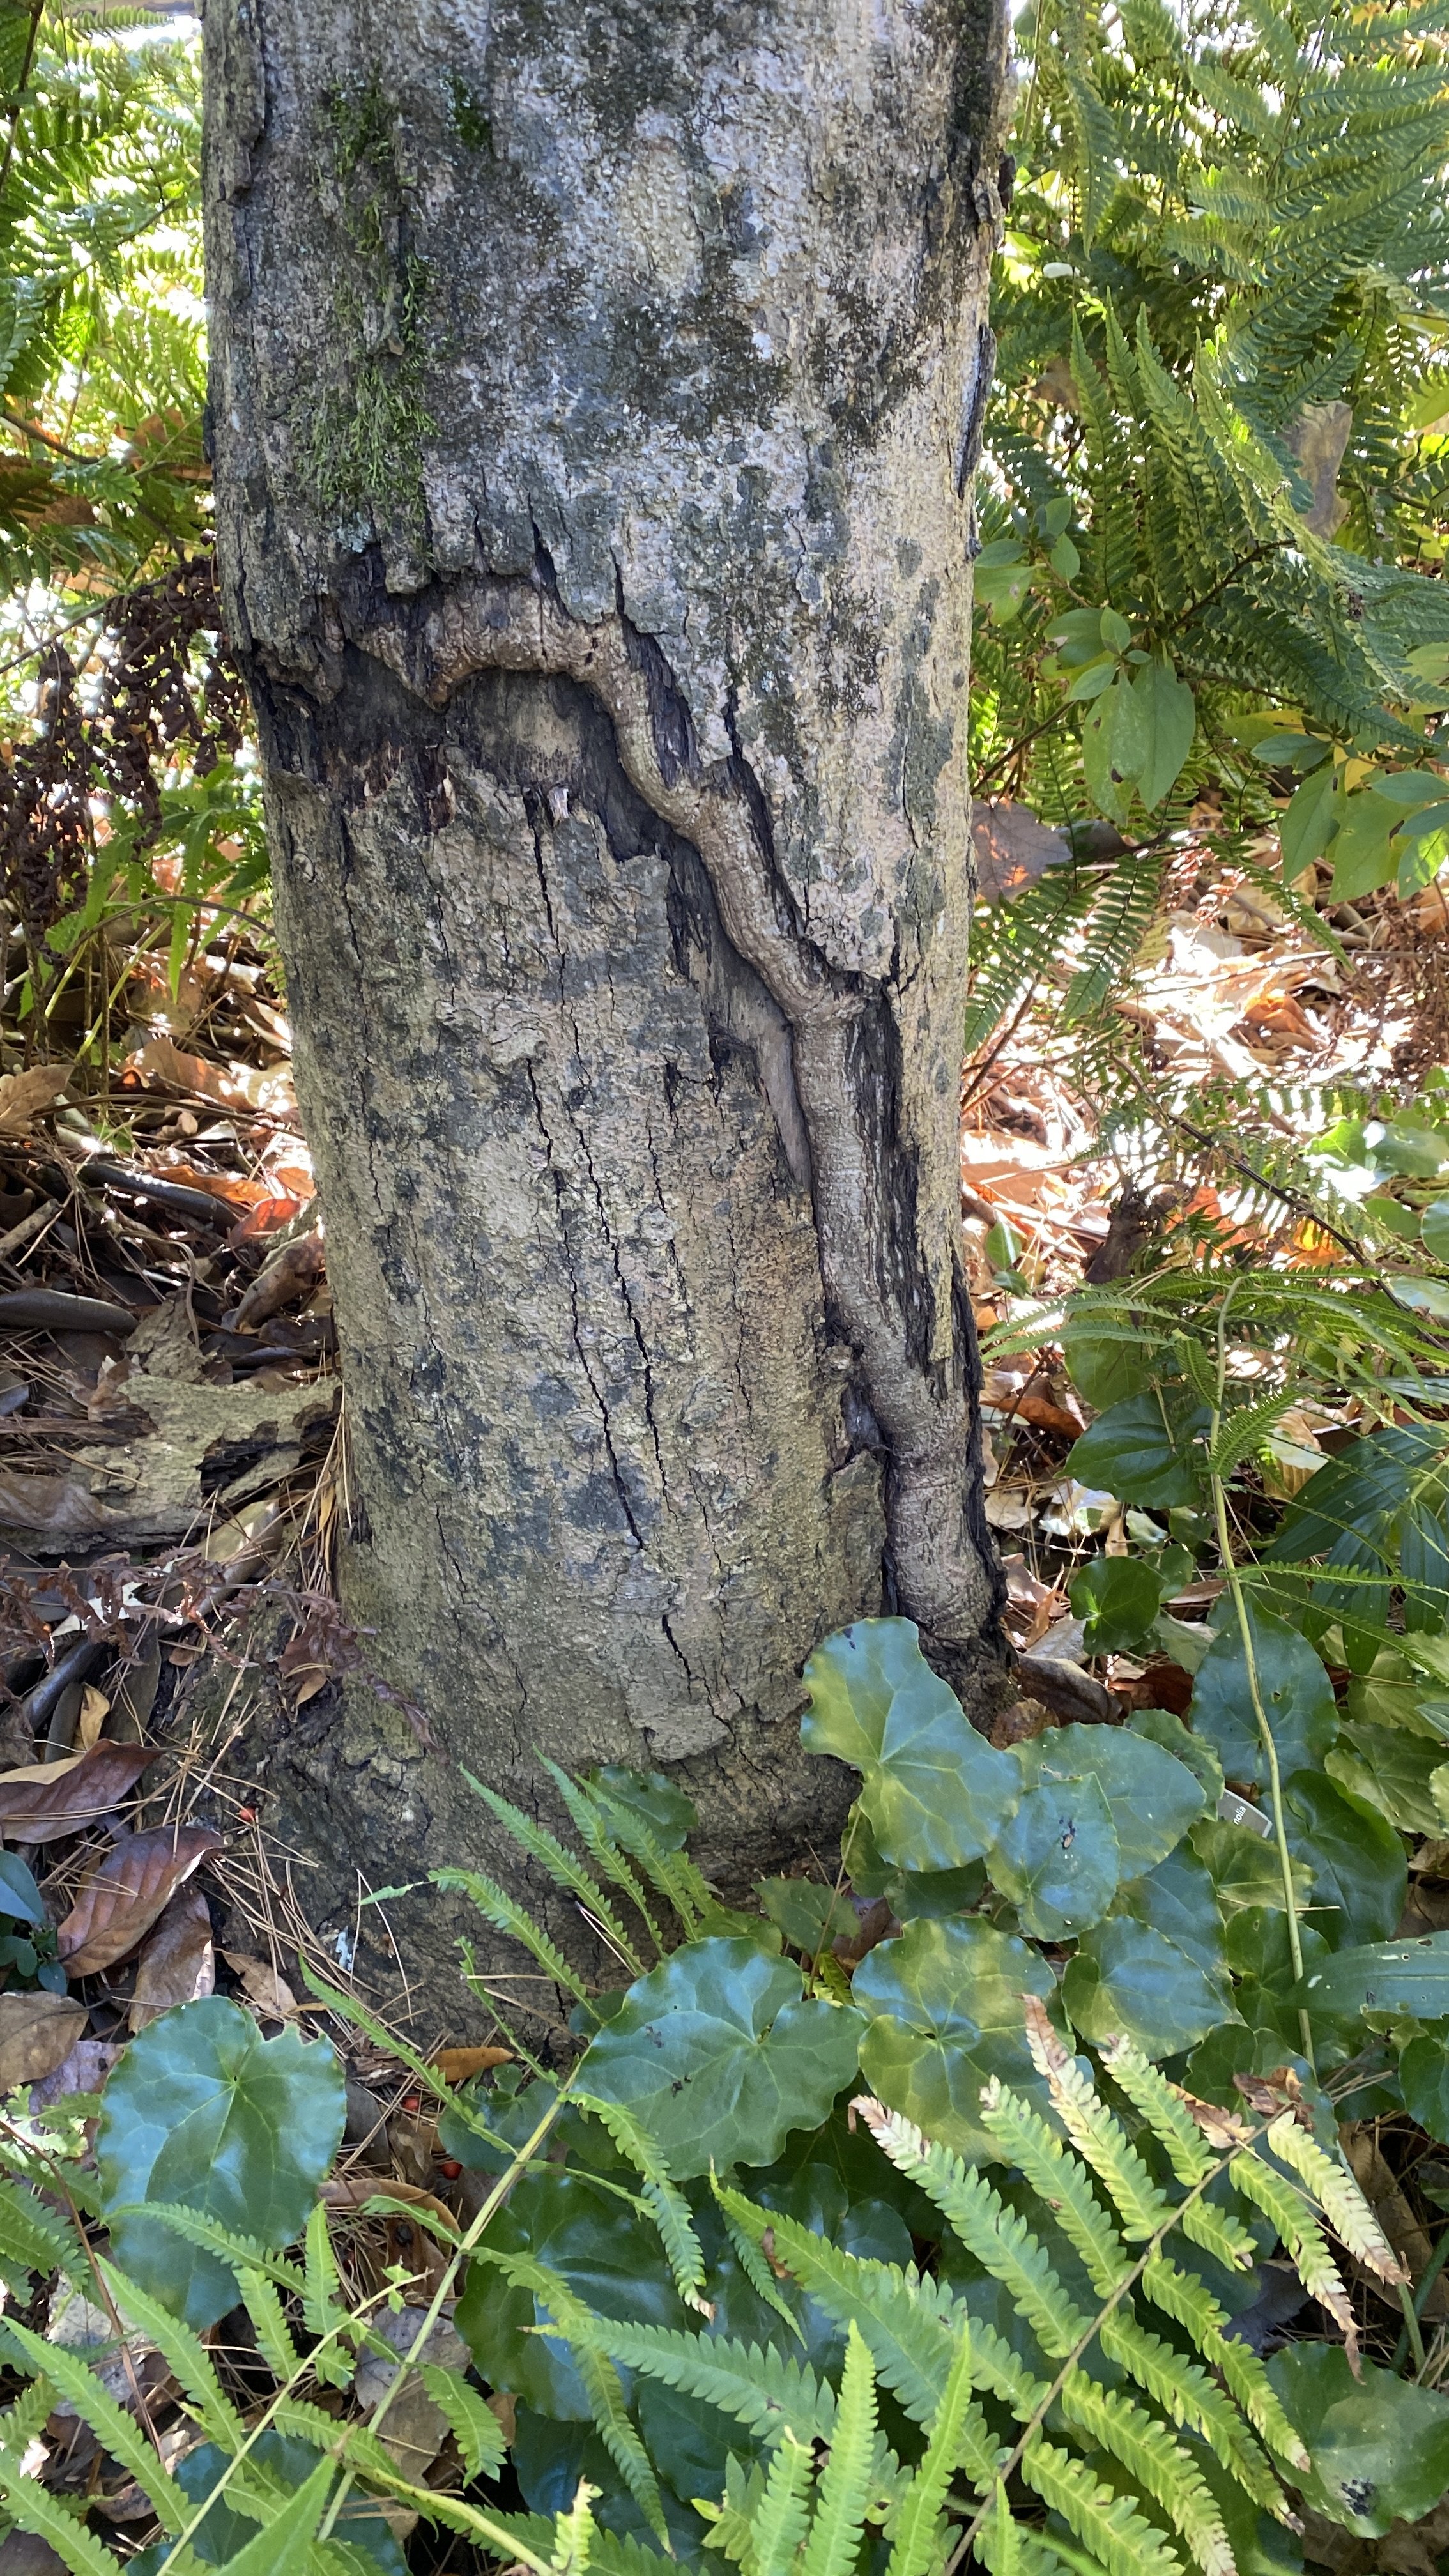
[203,0,1011,1933]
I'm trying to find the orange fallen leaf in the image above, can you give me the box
[58,1827,221,1977]
[222,1949,298,2019]
[0,1742,155,1842]
[431,2045,514,2083]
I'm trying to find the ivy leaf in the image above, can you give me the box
[1112,1843,1227,1977]
[1017,1722,1207,1875]
[990,1772,1121,1938]
[1187,1605,1338,1789]
[1298,1930,1449,2020]
[580,1939,862,2179]
[1069,1556,1164,1654]
[1326,1719,1449,1836]
[852,1918,1061,2164]
[1062,1917,1239,2057]
[801,1619,1020,1871]
[1191,1816,1311,1914]
[1284,1772,1406,1945]
[1270,2345,1449,2535]
[96,1997,346,2327]
[1422,1198,1449,1262]
[1064,1393,1210,1508]
[456,2168,683,2417]
[1399,2034,1449,2143]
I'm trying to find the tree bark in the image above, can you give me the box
[203,0,1010,1929]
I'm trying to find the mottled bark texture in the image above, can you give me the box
[204,0,1011,1936]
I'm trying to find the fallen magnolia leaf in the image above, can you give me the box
[0,1742,155,1843]
[0,1062,72,1135]
[130,1885,215,2031]
[431,2044,513,2083]
[58,1827,221,1977]
[221,1949,298,2019]
[0,1990,88,2089]
[233,1229,325,1330]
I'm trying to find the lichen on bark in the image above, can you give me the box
[204,0,1013,1943]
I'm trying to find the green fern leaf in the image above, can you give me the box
[419,2364,507,2479]
[714,2182,956,2428]
[539,1756,667,1950]
[553,2312,838,2447]
[1022,2437,1185,2576]
[800,2323,878,2576]
[0,2442,128,2576]
[884,2327,981,2576]
[433,1866,591,2004]
[96,2257,246,2450]
[980,2082,1133,2299]
[1096,2039,1215,2188]
[574,2092,710,2312]
[740,2436,815,2576]
[462,1771,647,1975]
[1,2319,188,2533]
[1059,2375,1234,2576]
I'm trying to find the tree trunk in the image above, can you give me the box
[203,0,1010,1936]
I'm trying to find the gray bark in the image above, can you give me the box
[203,0,1010,1928]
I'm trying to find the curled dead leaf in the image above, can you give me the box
[0,1989,88,2089]
[130,1885,215,2030]
[0,1742,155,1843]
[57,1827,221,1978]
[0,1062,72,1135]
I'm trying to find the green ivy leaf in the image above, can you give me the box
[1399,2033,1449,2143]
[990,1772,1121,1938]
[1064,1393,1210,1508]
[1062,1917,1239,2057]
[1284,1771,1406,1945]
[1130,1706,1224,1809]
[852,1918,1061,2163]
[1269,2345,1449,2535]
[1190,1817,1308,1915]
[580,1939,862,2179]
[1326,1718,1449,1836]
[1069,1556,1164,1653]
[96,1997,346,2328]
[1112,1843,1227,1977]
[0,1850,45,1928]
[1424,1197,1449,1262]
[178,2437,402,2573]
[1017,1722,1207,1875]
[1187,1605,1338,1789]
[801,1620,1020,1871]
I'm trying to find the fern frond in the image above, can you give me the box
[0,2442,126,2576]
[1022,2437,1185,2576]
[1097,2308,1282,2509]
[579,1774,712,1933]
[539,1756,666,1951]
[96,2257,246,2449]
[1025,2005,1172,2241]
[303,2203,354,2388]
[433,1866,591,2003]
[718,2198,807,2345]
[238,2263,300,2384]
[746,2436,816,2576]
[1141,2255,1309,2472]
[800,2322,878,2576]
[714,2181,957,2426]
[1262,2115,1407,2287]
[1228,2152,1358,2352]
[551,2312,838,2447]
[462,1771,647,1975]
[852,2098,1090,2356]
[1059,2377,1234,2576]
[884,2328,984,2576]
[979,2082,1133,2303]
[1097,2039,1214,2188]
[1,2320,187,2534]
[474,2248,668,2545]
[420,2364,507,2479]
[0,2179,83,2289]
[574,2092,710,2312]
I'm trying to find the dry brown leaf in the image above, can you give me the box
[130,1885,215,2031]
[0,1063,71,1135]
[0,1742,155,1843]
[0,1990,87,2089]
[431,2044,513,2082]
[130,1036,296,1119]
[78,1687,109,1752]
[0,1749,86,1789]
[58,1827,221,1977]
[222,1949,298,2019]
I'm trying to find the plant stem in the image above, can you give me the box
[1209,1286,1316,2071]
[1393,2224,1449,2372]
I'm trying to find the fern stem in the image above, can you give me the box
[1209,1285,1315,2071]
[945,2101,1290,2576]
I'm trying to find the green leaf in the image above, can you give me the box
[1112,1844,1227,1977]
[1280,761,1338,877]
[801,1620,1020,1871]
[1115,656,1197,809]
[1062,1919,1239,2058]
[1297,1930,1449,2020]
[96,1997,346,2327]
[1130,1708,1223,1809]
[579,1939,862,2180]
[1283,1772,1406,1946]
[1330,791,1398,902]
[1326,1719,1449,1835]
[210,2457,335,2576]
[990,1772,1121,1938]
[0,1851,45,1928]
[757,1880,841,1954]
[1065,1394,1210,1509]
[1069,1558,1164,1654]
[1423,1198,1449,1262]
[1398,2034,1449,2144]
[1017,1724,1208,1875]
[1083,677,1137,825]
[456,2169,682,2419]
[1187,1606,1337,1790]
[1189,1817,1310,1916]
[852,1917,1061,2163]
[1269,2345,1449,2536]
